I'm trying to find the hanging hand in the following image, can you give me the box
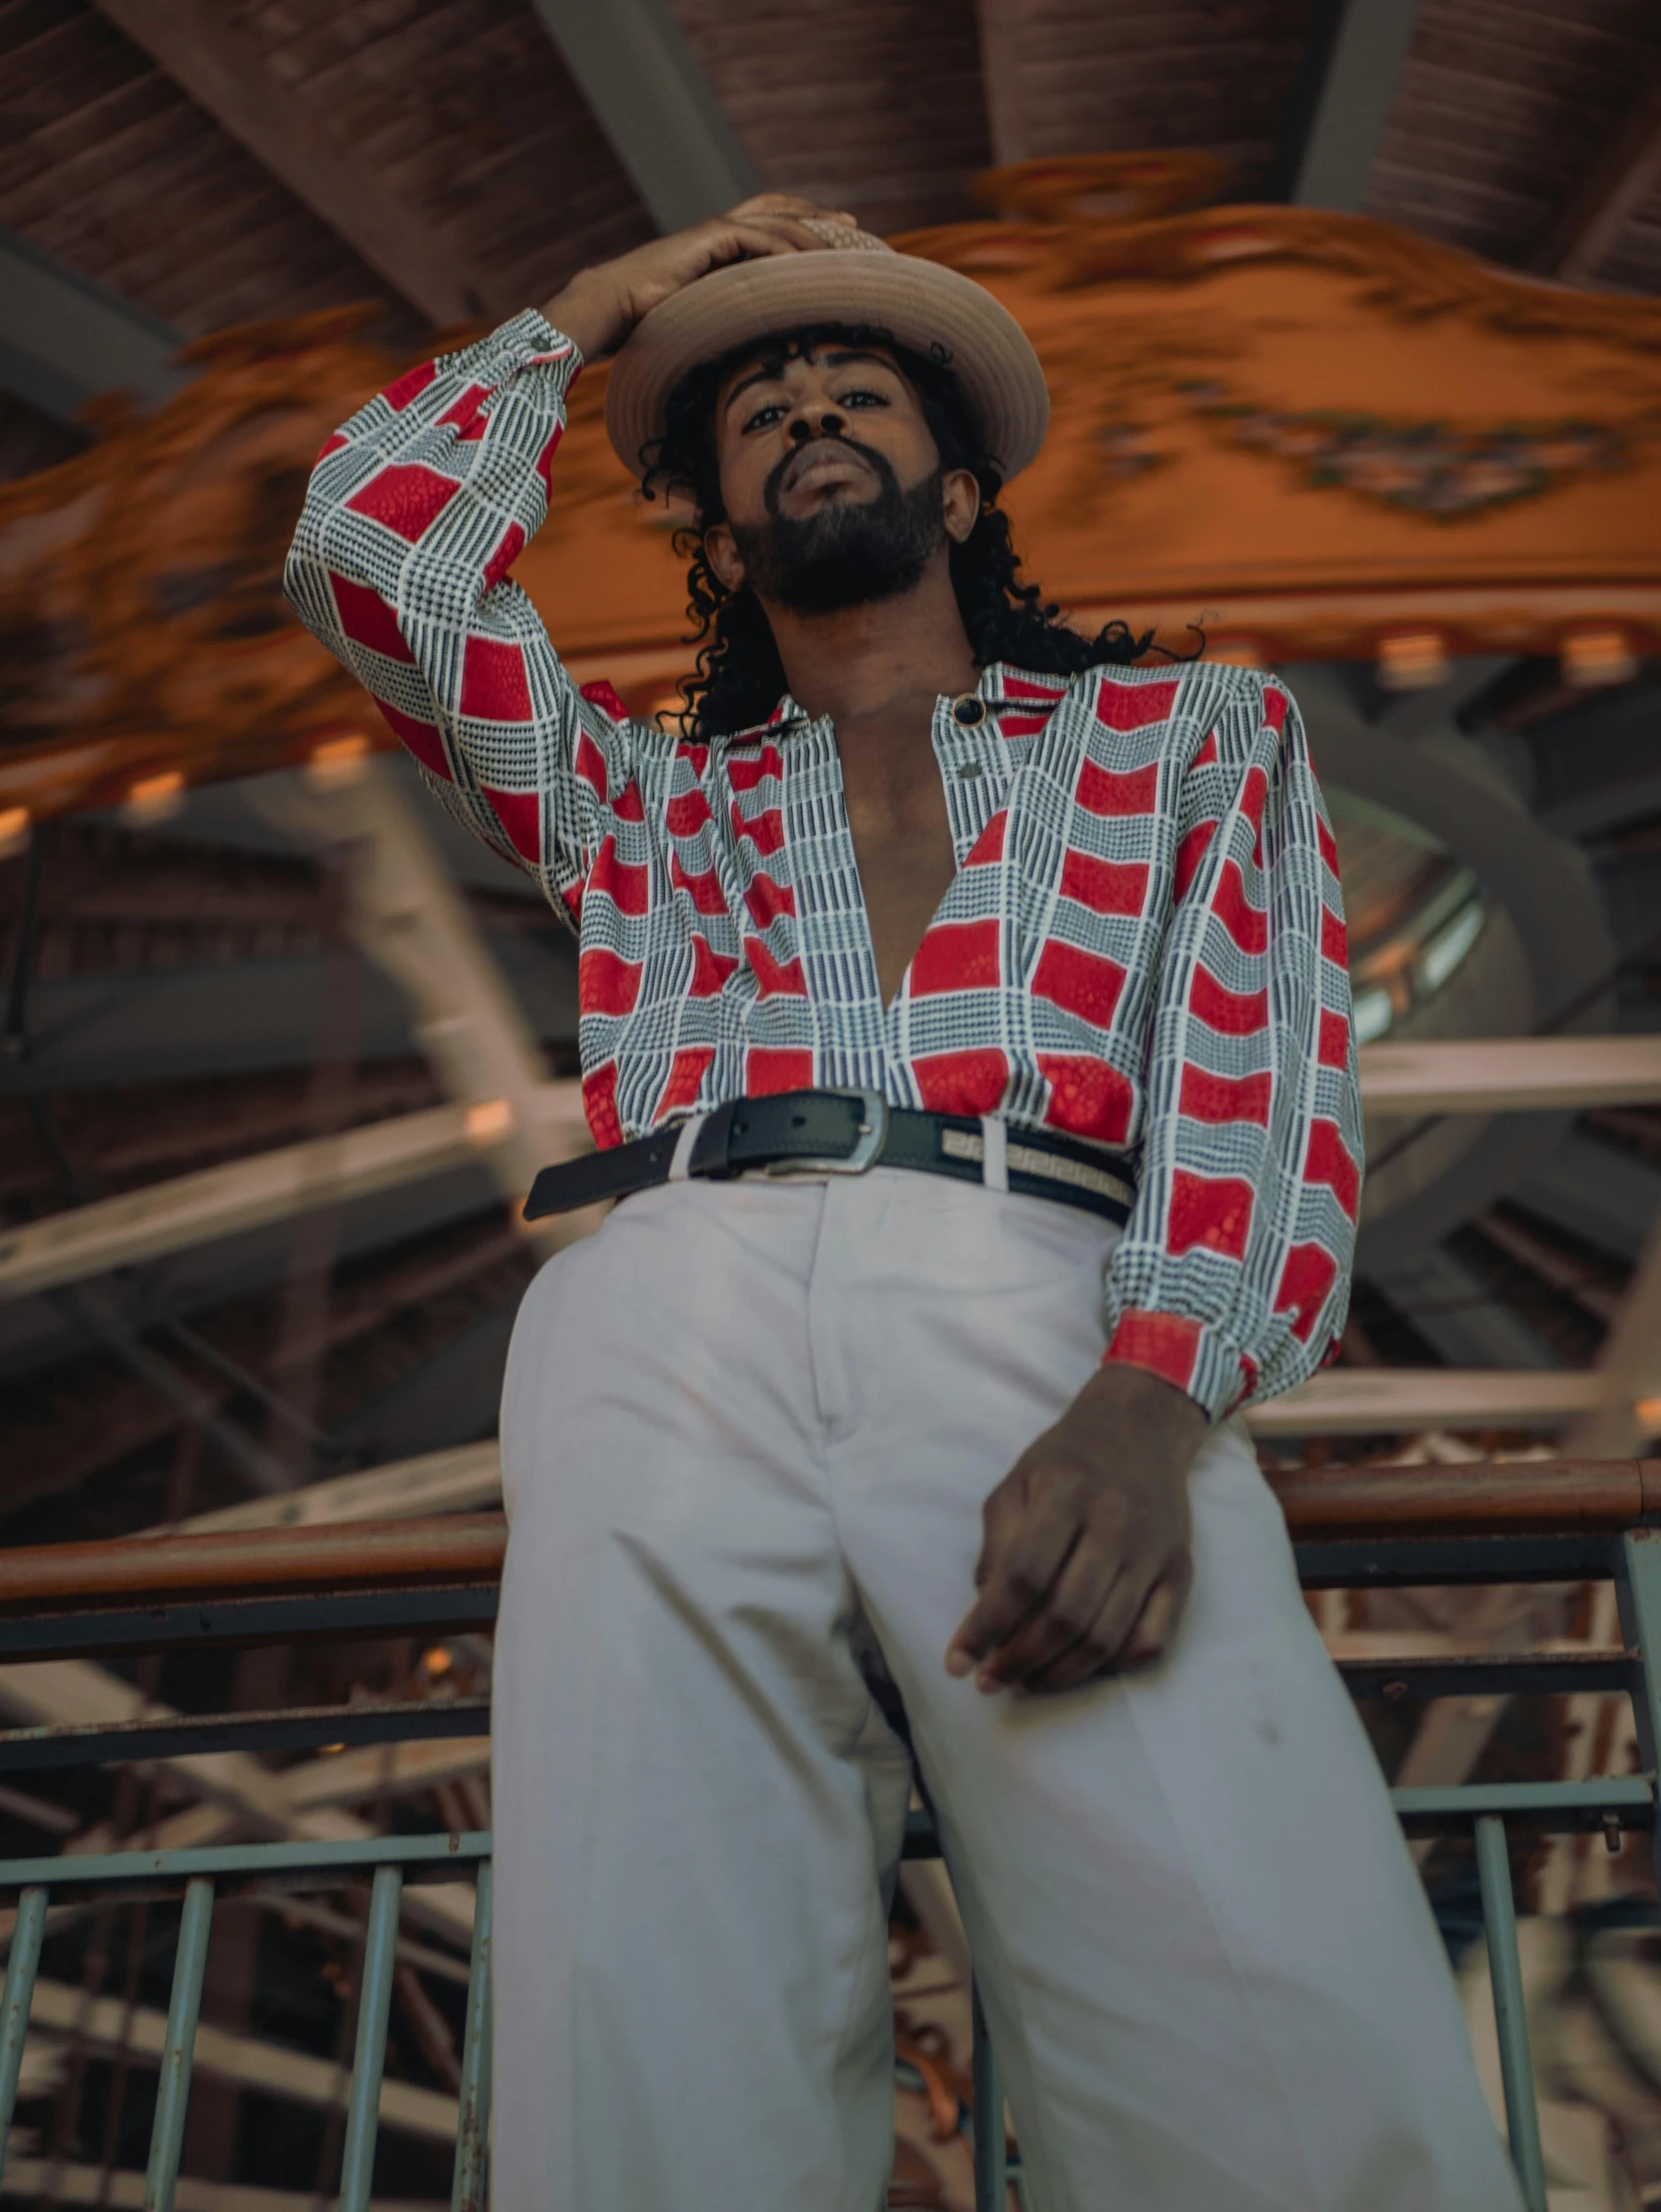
[946,1362,1206,1697]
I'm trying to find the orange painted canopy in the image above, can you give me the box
[4,154,1660,820]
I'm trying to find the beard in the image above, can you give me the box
[728,437,947,616]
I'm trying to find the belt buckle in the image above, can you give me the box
[765,1088,889,1176]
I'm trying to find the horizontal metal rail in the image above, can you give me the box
[0,1459,1654,1621]
[0,1658,1647,1775]
[0,1473,1653,1671]
[0,1695,490,1774]
[4,1800,1655,1895]
[1336,1649,1639,1700]
[0,1541,1628,1666]
[1391,1774,1656,1836]
[0,1583,500,1663]
[2,1473,1658,2212]
[0,1830,491,1893]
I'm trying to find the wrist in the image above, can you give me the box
[538,269,628,362]
[1074,1360,1207,1445]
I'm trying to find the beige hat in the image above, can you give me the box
[603,222,1050,484]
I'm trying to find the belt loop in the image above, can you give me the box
[980,1114,1009,1194]
[667,1113,705,1182]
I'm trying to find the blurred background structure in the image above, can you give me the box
[5,1,1661,2205]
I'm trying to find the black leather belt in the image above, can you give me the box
[522,1088,1137,1225]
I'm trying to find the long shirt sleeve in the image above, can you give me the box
[1100,673,1361,1420]
[287,318,1359,1418]
[283,308,623,929]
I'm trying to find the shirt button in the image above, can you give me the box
[951,693,987,728]
[958,761,983,780]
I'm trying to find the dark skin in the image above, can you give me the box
[708,340,976,1009]
[544,197,1207,1697]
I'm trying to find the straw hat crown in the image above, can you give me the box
[603,220,1050,483]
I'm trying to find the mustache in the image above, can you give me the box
[763,432,894,514]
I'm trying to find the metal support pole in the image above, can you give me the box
[143,1874,215,2212]
[1474,1818,1546,2212]
[338,1861,403,2212]
[449,1860,493,2212]
[0,1884,48,2184]
[1615,1529,1661,1894]
[972,1975,1006,2212]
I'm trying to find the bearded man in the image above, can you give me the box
[286,197,1519,2212]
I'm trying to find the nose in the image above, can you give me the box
[788,405,846,442]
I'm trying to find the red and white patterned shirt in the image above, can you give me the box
[285,309,1362,1420]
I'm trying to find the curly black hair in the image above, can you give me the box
[641,324,1162,737]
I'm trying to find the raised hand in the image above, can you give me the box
[541,196,860,363]
[946,1362,1206,1697]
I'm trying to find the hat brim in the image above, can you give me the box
[602,250,1050,484]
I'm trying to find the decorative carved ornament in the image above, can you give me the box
[3,153,1659,826]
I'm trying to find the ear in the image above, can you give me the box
[942,465,981,545]
[703,519,745,593]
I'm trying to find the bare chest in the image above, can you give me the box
[833,712,960,1007]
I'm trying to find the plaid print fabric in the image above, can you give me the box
[285,310,1362,1419]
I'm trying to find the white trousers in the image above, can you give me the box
[493,1169,1521,2211]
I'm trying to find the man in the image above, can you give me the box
[287,197,1519,2211]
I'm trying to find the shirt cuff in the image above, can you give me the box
[1101,1308,1256,1423]
[511,308,585,375]
[446,310,584,403]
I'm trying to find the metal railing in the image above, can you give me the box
[1,1457,1660,2211]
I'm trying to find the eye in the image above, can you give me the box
[838,386,888,409]
[741,400,789,433]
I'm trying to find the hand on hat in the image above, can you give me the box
[542,196,860,364]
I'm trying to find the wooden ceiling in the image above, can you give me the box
[1364,0,1661,276]
[3,0,1660,468]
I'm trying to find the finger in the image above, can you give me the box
[1119,1553,1193,1668]
[1024,1567,1176,1696]
[946,1466,1052,1671]
[731,198,860,233]
[946,1508,1081,1682]
[1036,1552,1190,1694]
[973,1541,1121,1691]
[713,219,846,266]
[1019,1577,1136,1695]
[727,193,850,221]
[730,214,851,255]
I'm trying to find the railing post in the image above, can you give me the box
[0,1885,48,2189]
[1615,1530,1661,1892]
[972,1975,1006,2212]
[144,1874,215,2212]
[338,1861,403,2212]
[1474,1817,1546,2212]
[449,1859,493,2212]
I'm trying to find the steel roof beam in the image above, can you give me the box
[173,1438,501,1535]
[529,0,759,232]
[6,1035,1661,1302]
[1277,0,1426,212]
[974,0,1031,169]
[1246,1367,1602,1436]
[0,227,186,421]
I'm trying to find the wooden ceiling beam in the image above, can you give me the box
[1533,72,1661,288]
[92,0,480,327]
[529,0,758,232]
